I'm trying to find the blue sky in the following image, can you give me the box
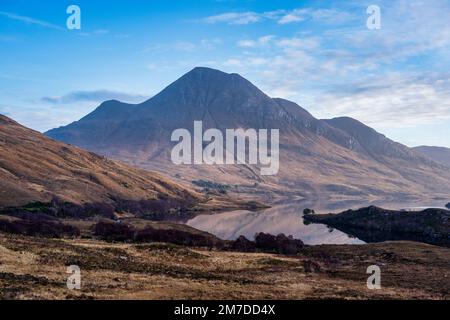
[1,0,450,147]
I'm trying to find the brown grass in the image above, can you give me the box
[0,233,448,300]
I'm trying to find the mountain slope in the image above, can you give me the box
[413,146,450,167]
[46,67,450,202]
[0,114,200,208]
[324,117,429,162]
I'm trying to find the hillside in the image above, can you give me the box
[0,114,201,209]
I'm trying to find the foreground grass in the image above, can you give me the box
[0,233,448,300]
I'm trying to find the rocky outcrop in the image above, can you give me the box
[304,206,450,247]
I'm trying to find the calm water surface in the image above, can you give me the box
[187,202,363,245]
[186,200,447,245]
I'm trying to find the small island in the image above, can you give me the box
[304,206,450,247]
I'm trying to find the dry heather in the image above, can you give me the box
[0,233,448,300]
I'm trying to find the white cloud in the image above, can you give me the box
[77,29,111,37]
[202,12,261,25]
[247,57,269,66]
[142,38,222,53]
[237,39,257,48]
[275,37,319,50]
[41,90,148,104]
[224,59,243,67]
[220,0,450,130]
[199,8,353,25]
[237,35,275,48]
[0,103,92,133]
[200,38,223,50]
[313,75,450,127]
[174,41,197,52]
[278,14,304,24]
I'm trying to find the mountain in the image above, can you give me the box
[46,67,450,202]
[413,146,450,167]
[0,114,200,208]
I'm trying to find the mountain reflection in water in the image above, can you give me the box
[187,203,365,245]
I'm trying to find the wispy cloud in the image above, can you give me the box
[0,103,82,133]
[199,8,354,25]
[141,38,222,54]
[237,35,275,48]
[217,0,450,129]
[77,29,111,37]
[0,11,63,30]
[41,90,148,104]
[313,74,450,127]
[201,12,261,25]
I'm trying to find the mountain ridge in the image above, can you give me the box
[413,145,450,167]
[45,67,450,202]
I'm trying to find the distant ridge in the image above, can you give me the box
[413,146,450,167]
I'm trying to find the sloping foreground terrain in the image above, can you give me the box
[47,67,450,202]
[304,206,450,247]
[0,233,448,300]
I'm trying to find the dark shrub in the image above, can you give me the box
[112,197,193,220]
[50,198,115,219]
[230,236,256,252]
[92,222,217,247]
[2,195,196,222]
[82,202,115,218]
[134,227,216,247]
[255,233,304,255]
[446,203,450,209]
[0,218,80,238]
[1,198,115,220]
[192,180,231,194]
[303,208,315,215]
[254,233,278,251]
[2,210,58,221]
[303,260,322,273]
[93,221,135,242]
[274,234,304,255]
